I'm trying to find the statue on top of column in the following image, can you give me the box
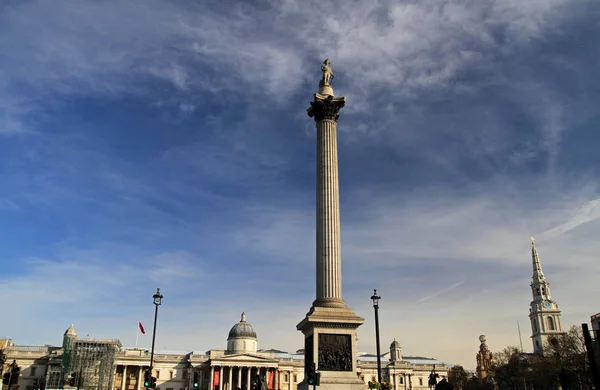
[320,59,334,87]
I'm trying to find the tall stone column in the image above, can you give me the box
[314,101,345,308]
[297,59,364,390]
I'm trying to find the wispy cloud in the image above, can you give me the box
[417,281,465,303]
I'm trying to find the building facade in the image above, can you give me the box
[528,237,563,354]
[1,314,448,390]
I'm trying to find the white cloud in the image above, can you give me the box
[0,0,585,134]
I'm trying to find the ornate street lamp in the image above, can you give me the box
[149,288,164,374]
[371,289,382,384]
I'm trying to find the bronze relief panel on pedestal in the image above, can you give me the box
[318,334,352,371]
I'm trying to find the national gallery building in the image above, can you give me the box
[0,314,448,390]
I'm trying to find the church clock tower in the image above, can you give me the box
[528,237,563,354]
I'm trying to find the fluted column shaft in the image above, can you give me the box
[315,118,344,306]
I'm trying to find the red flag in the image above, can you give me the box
[138,322,146,334]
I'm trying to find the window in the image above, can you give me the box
[30,367,37,377]
[533,319,538,332]
[170,371,174,379]
[372,376,376,382]
[547,316,555,330]
[542,288,546,295]
[293,375,297,383]
[400,377,403,385]
[156,370,160,378]
[361,376,365,382]
[284,374,288,382]
[419,378,423,386]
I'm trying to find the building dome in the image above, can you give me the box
[390,340,401,349]
[228,313,257,340]
[64,324,77,337]
[226,313,258,354]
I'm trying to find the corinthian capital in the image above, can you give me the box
[308,94,346,122]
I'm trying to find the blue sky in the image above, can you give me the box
[1,0,599,369]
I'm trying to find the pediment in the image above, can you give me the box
[212,353,277,364]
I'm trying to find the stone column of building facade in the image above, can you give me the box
[297,59,365,390]
[121,366,127,390]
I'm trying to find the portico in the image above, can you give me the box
[206,359,279,390]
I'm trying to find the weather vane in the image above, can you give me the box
[530,236,535,244]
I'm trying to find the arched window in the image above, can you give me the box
[536,288,541,296]
[542,287,546,295]
[400,377,404,385]
[532,318,538,332]
[547,316,555,330]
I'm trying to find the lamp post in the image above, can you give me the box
[371,289,382,384]
[149,288,163,376]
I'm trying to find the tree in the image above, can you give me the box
[493,346,521,367]
[491,326,593,389]
[543,325,592,388]
[448,365,469,390]
[488,345,520,386]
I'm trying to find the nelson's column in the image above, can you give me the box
[297,59,365,390]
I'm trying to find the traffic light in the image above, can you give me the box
[2,373,10,385]
[306,363,320,387]
[149,376,157,388]
[306,363,315,386]
[193,372,199,388]
[144,370,151,388]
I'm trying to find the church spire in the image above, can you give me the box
[528,236,563,354]
[531,236,545,281]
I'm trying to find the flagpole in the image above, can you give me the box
[136,324,139,350]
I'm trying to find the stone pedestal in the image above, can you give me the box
[297,307,364,390]
[297,68,365,390]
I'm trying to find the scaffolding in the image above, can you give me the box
[62,338,121,390]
